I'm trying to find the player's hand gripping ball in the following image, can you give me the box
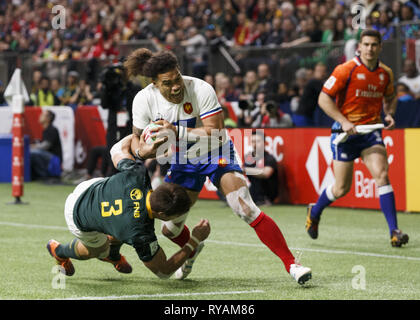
[143,123,163,145]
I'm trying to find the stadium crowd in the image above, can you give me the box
[1,0,420,127]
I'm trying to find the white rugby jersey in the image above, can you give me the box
[132,76,223,130]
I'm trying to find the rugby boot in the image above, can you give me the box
[305,204,320,239]
[100,254,133,273]
[47,239,75,276]
[289,264,312,285]
[390,229,409,247]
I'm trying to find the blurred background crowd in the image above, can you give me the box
[1,0,420,128]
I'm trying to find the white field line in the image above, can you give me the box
[2,221,420,262]
[0,221,68,230]
[55,289,265,300]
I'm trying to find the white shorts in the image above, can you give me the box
[64,178,108,248]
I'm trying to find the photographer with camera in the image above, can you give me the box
[237,96,262,128]
[261,99,293,128]
[100,61,141,175]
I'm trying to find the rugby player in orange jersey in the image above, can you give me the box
[305,29,409,247]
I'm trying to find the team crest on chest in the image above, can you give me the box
[183,102,193,114]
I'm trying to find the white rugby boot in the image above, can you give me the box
[289,264,312,285]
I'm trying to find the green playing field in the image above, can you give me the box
[1,182,419,300]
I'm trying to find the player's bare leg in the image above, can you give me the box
[220,171,311,284]
[306,160,353,239]
[361,145,408,247]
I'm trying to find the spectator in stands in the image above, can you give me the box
[293,62,328,127]
[239,70,260,102]
[30,110,62,181]
[372,9,396,41]
[265,17,283,46]
[60,71,79,108]
[260,99,294,128]
[233,12,250,47]
[30,76,60,107]
[390,0,402,23]
[244,131,279,206]
[281,16,322,48]
[69,79,94,108]
[220,7,238,40]
[257,63,278,100]
[51,78,64,105]
[237,90,262,128]
[204,74,215,88]
[180,26,208,78]
[215,73,240,105]
[398,59,420,99]
[396,82,415,102]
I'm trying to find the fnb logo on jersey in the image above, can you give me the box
[183,102,193,114]
[305,137,335,195]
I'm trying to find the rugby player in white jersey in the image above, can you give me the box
[124,48,311,285]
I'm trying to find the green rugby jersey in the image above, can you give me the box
[73,159,159,261]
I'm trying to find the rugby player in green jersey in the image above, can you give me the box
[47,134,210,279]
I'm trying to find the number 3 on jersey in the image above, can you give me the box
[101,199,123,217]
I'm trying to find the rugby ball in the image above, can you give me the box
[143,123,163,145]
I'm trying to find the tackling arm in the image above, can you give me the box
[142,219,210,279]
[110,134,135,168]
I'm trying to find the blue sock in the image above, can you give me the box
[379,185,398,236]
[311,185,336,220]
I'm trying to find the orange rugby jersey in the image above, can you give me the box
[322,56,395,125]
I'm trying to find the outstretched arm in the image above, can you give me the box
[142,219,210,279]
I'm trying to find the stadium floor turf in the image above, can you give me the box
[1,182,419,300]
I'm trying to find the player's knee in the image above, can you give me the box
[97,245,110,259]
[85,241,110,259]
[334,184,351,198]
[375,170,389,186]
[225,186,260,224]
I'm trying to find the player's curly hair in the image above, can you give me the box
[150,183,191,218]
[124,48,179,79]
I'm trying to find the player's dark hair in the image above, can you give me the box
[360,29,382,44]
[150,183,191,218]
[124,48,179,79]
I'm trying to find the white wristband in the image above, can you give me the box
[185,243,195,251]
[190,235,200,246]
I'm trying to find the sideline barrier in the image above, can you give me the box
[0,105,418,212]
[199,128,419,213]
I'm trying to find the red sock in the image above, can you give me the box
[250,212,295,273]
[169,225,196,258]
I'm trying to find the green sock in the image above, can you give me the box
[108,243,123,261]
[55,239,81,260]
